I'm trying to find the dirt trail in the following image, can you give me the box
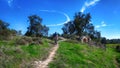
[33,38,66,68]
[34,44,59,68]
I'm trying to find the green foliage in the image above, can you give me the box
[62,34,77,40]
[25,15,49,37]
[0,37,53,68]
[73,12,91,36]
[62,12,92,36]
[0,20,9,30]
[101,37,107,44]
[107,39,120,44]
[0,20,17,40]
[62,12,101,41]
[49,41,120,68]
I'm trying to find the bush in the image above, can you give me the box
[116,45,120,52]
[32,37,43,45]
[65,39,79,44]
[116,56,120,63]
[62,34,77,40]
[16,39,27,45]
[0,30,13,40]
[15,36,43,45]
[22,36,33,43]
[15,36,33,45]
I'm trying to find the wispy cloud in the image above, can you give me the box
[80,0,100,12]
[101,21,107,27]
[95,21,107,28]
[7,0,14,7]
[39,10,70,26]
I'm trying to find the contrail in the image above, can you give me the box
[80,0,100,12]
[39,10,70,26]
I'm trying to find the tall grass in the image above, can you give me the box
[0,38,53,68]
[49,41,120,68]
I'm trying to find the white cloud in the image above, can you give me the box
[39,10,70,26]
[101,21,107,27]
[7,0,13,7]
[81,6,86,13]
[95,21,107,28]
[80,0,100,12]
[85,0,100,7]
[95,25,100,28]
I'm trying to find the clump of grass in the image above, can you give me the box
[15,36,33,45]
[65,39,79,44]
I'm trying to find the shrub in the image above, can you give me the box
[116,45,120,52]
[116,56,120,63]
[32,37,43,45]
[16,39,28,45]
[65,39,79,44]
[15,36,43,45]
[13,47,23,53]
[22,36,33,43]
[62,34,77,40]
[15,36,33,45]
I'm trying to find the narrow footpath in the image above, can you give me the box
[34,44,59,68]
[33,38,66,68]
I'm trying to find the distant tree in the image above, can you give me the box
[25,15,49,37]
[73,12,85,36]
[93,31,101,42]
[17,30,22,35]
[62,21,75,34]
[0,20,17,40]
[25,15,42,37]
[106,39,120,44]
[41,25,49,36]
[10,29,17,35]
[84,23,95,36]
[62,12,101,41]
[73,13,91,36]
[62,12,95,36]
[62,22,69,34]
[101,37,107,44]
[68,21,75,34]
[0,20,9,30]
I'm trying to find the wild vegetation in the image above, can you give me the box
[0,37,54,68]
[49,41,120,68]
[0,20,17,40]
[107,39,120,44]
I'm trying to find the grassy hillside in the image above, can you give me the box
[49,40,120,68]
[0,37,120,68]
[0,37,53,68]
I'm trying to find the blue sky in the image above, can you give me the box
[0,0,120,39]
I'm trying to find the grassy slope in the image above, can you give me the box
[0,37,53,68]
[49,41,120,68]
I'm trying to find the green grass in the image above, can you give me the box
[0,37,53,68]
[49,41,120,68]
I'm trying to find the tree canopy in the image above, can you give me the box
[62,12,101,41]
[25,15,49,37]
